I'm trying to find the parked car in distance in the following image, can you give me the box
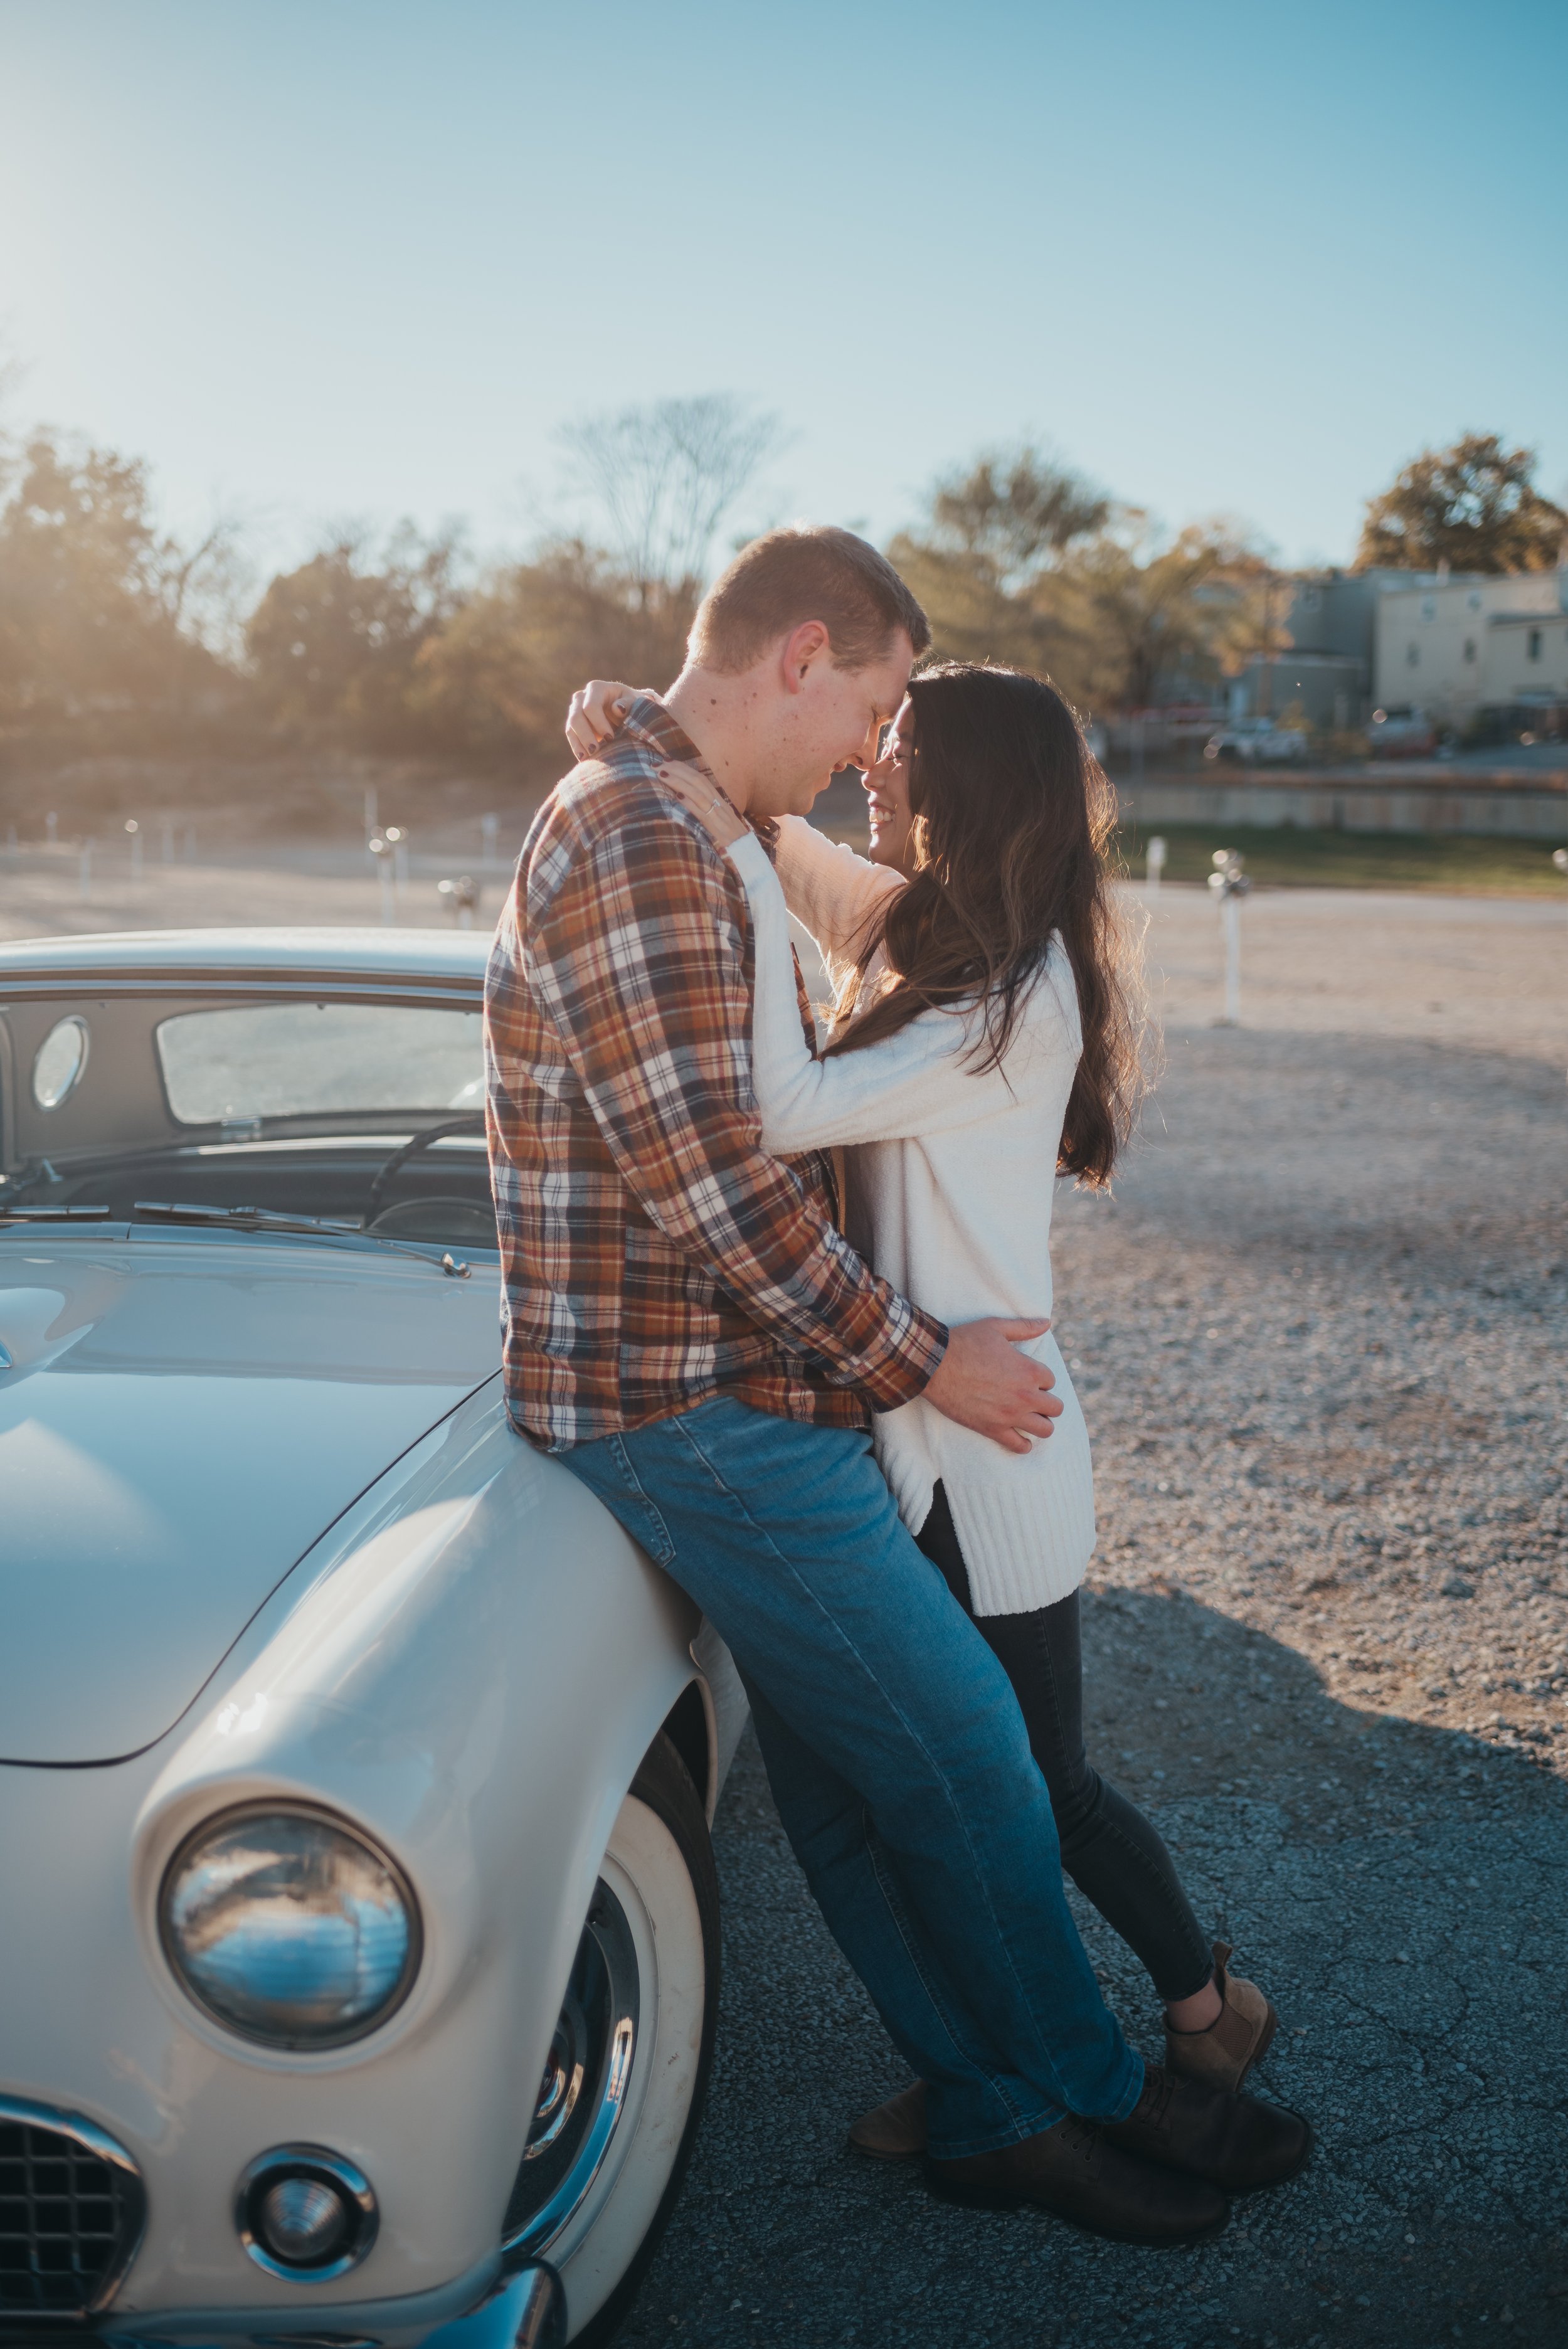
[1367,707,1439,758]
[0,927,748,2349]
[1203,718,1310,765]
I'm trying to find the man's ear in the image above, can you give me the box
[779,620,831,694]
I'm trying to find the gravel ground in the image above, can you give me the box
[616,887,1568,2349]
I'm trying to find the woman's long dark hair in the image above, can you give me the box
[824,662,1144,1186]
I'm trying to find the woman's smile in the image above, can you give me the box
[864,695,918,875]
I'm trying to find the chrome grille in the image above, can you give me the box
[0,2099,145,2320]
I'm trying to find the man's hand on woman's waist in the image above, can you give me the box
[923,1318,1064,1455]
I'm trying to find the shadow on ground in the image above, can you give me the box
[615,1591,1568,2349]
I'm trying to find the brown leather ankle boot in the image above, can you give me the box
[1165,1943,1278,2092]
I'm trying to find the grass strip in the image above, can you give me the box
[1111,822,1567,896]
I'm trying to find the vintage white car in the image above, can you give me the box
[0,928,748,2349]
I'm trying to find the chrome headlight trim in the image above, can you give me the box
[234,2143,379,2281]
[157,1800,423,2052]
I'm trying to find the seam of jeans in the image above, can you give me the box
[665,1409,1115,2109]
[603,1433,677,1567]
[862,1822,1059,2141]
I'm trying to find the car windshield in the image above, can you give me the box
[157,1004,483,1124]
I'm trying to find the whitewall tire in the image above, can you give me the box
[504,1734,719,2345]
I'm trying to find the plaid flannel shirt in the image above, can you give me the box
[484,695,947,1447]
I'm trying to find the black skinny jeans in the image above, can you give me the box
[917,1482,1214,2003]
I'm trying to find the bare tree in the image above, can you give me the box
[923,445,1109,591]
[154,507,258,660]
[558,395,782,603]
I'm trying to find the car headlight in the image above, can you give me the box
[159,1804,421,2049]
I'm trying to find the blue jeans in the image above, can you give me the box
[556,1396,1143,2158]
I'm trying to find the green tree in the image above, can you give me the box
[0,432,225,725]
[1355,433,1567,574]
[920,446,1110,588]
[246,522,465,745]
[410,539,697,772]
[1054,517,1273,713]
[887,445,1108,684]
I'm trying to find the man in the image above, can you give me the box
[485,526,1306,2242]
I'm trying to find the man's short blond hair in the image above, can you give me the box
[690,525,931,674]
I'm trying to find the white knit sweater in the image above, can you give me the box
[728,819,1096,1618]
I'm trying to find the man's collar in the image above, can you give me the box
[616,690,775,858]
[617,691,714,778]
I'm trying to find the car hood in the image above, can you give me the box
[0,1236,503,1764]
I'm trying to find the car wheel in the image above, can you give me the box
[501,1733,720,2345]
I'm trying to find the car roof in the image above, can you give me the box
[0,927,493,984]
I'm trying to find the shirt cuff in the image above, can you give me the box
[854,1302,948,1412]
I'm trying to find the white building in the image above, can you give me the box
[1374,570,1568,719]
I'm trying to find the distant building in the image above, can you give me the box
[1231,569,1426,731]
[1226,565,1568,735]
[1374,569,1568,724]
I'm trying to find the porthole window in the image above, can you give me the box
[32,1015,90,1110]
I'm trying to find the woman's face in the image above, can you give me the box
[864,696,918,876]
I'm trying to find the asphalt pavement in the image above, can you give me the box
[614,894,1567,2349]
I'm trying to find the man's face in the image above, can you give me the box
[748,630,915,820]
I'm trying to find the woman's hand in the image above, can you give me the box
[651,761,750,850]
[566,679,638,761]
[564,675,746,849]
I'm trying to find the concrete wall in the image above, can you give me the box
[1113,774,1567,839]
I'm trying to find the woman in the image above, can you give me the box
[566,662,1278,2157]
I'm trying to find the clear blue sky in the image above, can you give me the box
[2,0,1564,577]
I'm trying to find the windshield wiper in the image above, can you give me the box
[0,1204,113,1222]
[132,1201,472,1276]
[134,1199,363,1237]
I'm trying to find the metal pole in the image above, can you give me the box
[1207,849,1251,1027]
[1222,893,1241,1023]
[126,820,142,880]
[368,835,394,925]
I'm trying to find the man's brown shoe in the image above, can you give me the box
[927,2115,1229,2247]
[1099,2062,1311,2193]
[1165,1943,1278,2092]
[848,2081,926,2161]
